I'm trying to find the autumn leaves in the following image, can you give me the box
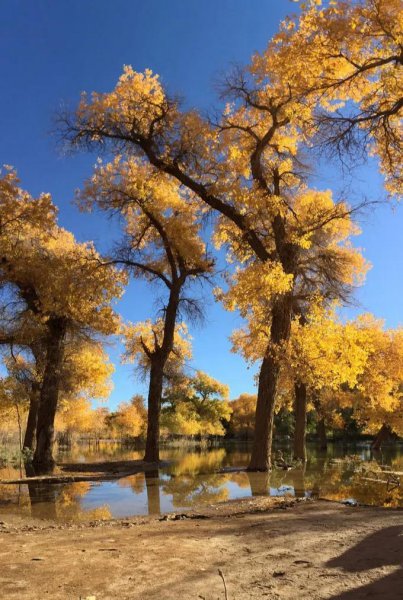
[1,0,401,472]
[0,169,125,469]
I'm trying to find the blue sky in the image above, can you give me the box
[1,0,401,408]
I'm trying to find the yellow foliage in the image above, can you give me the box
[0,170,126,337]
[230,394,257,437]
[112,395,147,438]
[161,371,232,436]
[123,319,192,373]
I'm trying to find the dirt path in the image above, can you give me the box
[0,498,402,599]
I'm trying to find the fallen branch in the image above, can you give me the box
[218,568,228,600]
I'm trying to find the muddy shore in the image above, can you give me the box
[1,496,402,599]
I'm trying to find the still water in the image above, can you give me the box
[0,442,402,522]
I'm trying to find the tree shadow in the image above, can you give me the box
[326,524,403,599]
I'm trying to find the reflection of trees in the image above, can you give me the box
[292,465,306,498]
[246,471,270,496]
[0,482,31,517]
[169,448,227,477]
[28,481,58,519]
[223,450,251,469]
[161,449,229,507]
[145,470,161,514]
[57,442,144,464]
[26,480,112,521]
[305,458,403,508]
[2,446,401,521]
[118,472,145,494]
[230,472,250,489]
[162,472,229,508]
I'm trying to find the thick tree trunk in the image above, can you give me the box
[144,285,180,463]
[33,318,67,473]
[248,295,292,471]
[247,354,278,471]
[144,358,165,463]
[293,381,307,461]
[371,424,392,450]
[23,383,40,451]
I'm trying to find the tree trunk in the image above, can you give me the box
[33,317,67,473]
[317,417,327,451]
[371,424,392,450]
[248,295,292,471]
[312,396,327,450]
[144,358,165,463]
[293,381,307,461]
[23,383,40,451]
[144,285,180,463]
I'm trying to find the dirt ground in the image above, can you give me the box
[0,459,164,484]
[0,497,402,600]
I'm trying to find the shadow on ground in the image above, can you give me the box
[327,524,403,599]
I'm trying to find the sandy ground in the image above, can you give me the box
[0,497,402,600]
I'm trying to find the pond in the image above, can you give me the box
[0,442,402,522]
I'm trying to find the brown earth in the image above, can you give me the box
[0,459,165,484]
[0,497,402,600]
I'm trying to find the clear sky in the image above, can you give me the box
[0,0,401,408]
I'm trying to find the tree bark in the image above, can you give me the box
[317,417,327,451]
[144,358,165,463]
[312,396,327,450]
[144,285,180,463]
[33,317,67,473]
[248,295,292,471]
[23,383,40,451]
[371,423,392,450]
[293,381,307,461]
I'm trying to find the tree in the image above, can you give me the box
[271,0,402,195]
[0,170,125,471]
[229,394,257,439]
[284,307,373,458]
[2,337,114,451]
[53,341,114,444]
[110,395,147,440]
[225,188,367,464]
[61,0,398,470]
[344,322,403,444]
[63,70,363,472]
[161,371,231,437]
[78,157,213,462]
[124,319,192,458]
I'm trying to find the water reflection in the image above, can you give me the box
[145,471,161,514]
[0,443,402,521]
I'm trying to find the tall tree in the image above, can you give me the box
[0,171,125,471]
[61,1,398,469]
[123,319,193,461]
[79,157,213,462]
